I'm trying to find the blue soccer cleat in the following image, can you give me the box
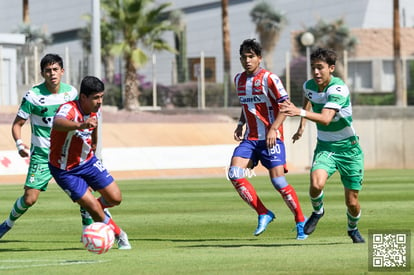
[0,221,11,239]
[254,210,275,236]
[295,220,308,240]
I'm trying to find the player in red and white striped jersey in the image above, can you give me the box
[228,39,307,240]
[49,76,131,249]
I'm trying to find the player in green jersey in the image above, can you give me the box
[0,54,95,239]
[280,48,365,243]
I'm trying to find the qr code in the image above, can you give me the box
[369,230,411,272]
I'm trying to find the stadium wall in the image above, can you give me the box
[0,106,413,183]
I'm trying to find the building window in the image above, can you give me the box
[348,61,373,92]
[382,60,395,92]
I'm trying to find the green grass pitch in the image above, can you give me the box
[0,169,412,274]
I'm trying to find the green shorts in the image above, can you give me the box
[25,162,53,191]
[311,136,364,190]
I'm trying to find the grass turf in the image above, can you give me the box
[0,169,412,274]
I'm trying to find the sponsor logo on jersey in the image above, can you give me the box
[239,95,263,103]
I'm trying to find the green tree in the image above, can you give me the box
[295,18,358,78]
[250,1,287,71]
[102,0,175,111]
[14,23,52,84]
[169,9,188,83]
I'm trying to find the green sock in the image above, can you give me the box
[80,208,94,226]
[310,191,324,214]
[8,196,30,226]
[347,211,361,231]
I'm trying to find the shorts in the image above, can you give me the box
[312,137,364,190]
[49,156,114,201]
[25,162,52,191]
[231,139,286,169]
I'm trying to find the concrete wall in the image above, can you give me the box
[0,106,413,181]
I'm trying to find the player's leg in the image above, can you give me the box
[303,168,328,235]
[264,140,307,240]
[228,155,274,236]
[269,170,307,240]
[339,144,365,243]
[83,157,131,249]
[0,162,48,239]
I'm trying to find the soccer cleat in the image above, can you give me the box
[254,210,275,236]
[0,221,11,239]
[116,230,132,250]
[304,210,324,235]
[348,229,365,243]
[295,220,308,240]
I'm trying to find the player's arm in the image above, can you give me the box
[53,116,97,131]
[267,103,287,148]
[11,116,29,157]
[234,111,245,142]
[280,100,336,125]
[289,99,311,143]
[91,127,98,152]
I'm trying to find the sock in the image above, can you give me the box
[278,185,305,223]
[310,191,324,214]
[347,210,361,231]
[80,207,94,227]
[230,178,268,215]
[103,215,121,236]
[7,196,30,227]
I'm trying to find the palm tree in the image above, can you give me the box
[169,9,188,83]
[23,0,29,23]
[250,1,287,71]
[393,0,405,106]
[295,18,358,78]
[102,0,175,111]
[221,0,231,107]
[14,23,52,84]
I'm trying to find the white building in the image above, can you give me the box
[0,0,413,105]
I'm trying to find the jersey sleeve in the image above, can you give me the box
[55,102,76,120]
[324,84,350,110]
[16,90,33,120]
[268,73,289,103]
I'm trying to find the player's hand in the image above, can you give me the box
[18,144,30,158]
[234,126,243,141]
[292,129,304,143]
[266,129,278,148]
[280,101,299,117]
[81,117,97,129]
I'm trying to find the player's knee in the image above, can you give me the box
[228,166,245,181]
[271,176,288,190]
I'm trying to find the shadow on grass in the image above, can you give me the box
[0,240,85,252]
[132,237,347,247]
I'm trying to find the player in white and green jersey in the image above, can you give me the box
[280,48,365,243]
[0,54,94,239]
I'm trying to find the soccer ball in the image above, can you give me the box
[82,222,115,254]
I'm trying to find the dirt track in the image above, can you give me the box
[0,107,254,184]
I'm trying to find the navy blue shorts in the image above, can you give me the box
[49,156,114,201]
[232,139,286,169]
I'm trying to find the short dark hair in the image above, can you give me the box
[40,54,63,72]
[80,76,105,97]
[310,48,337,66]
[239,38,262,56]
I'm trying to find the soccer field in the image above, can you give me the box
[0,169,412,274]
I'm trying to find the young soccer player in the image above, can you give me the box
[0,54,94,239]
[227,38,308,240]
[48,76,131,249]
[280,47,365,243]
